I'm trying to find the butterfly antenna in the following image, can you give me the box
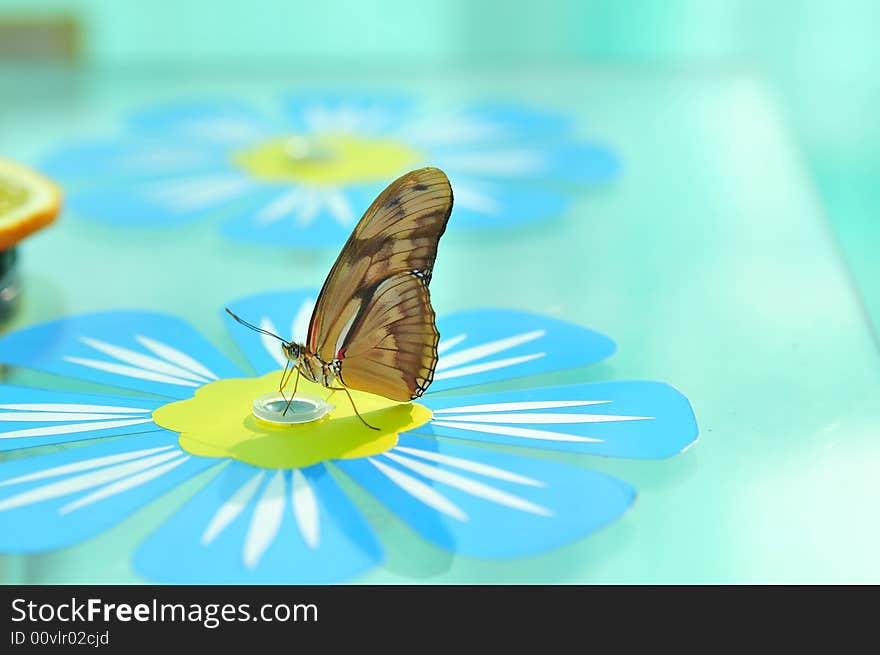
[225,308,290,345]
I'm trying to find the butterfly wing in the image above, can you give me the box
[336,272,438,401]
[306,167,452,401]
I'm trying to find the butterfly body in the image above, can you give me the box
[283,343,341,388]
[229,167,452,427]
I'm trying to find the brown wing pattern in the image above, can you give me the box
[338,273,438,401]
[306,167,452,401]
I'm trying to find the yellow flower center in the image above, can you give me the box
[232,134,423,185]
[153,372,432,469]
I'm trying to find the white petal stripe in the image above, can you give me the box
[63,357,200,387]
[368,457,467,521]
[0,418,155,442]
[0,445,174,487]
[201,471,265,546]
[436,334,466,355]
[243,471,285,569]
[455,185,503,216]
[136,335,219,380]
[79,337,209,383]
[399,116,502,145]
[0,450,183,512]
[150,176,252,211]
[383,452,552,517]
[326,191,354,227]
[257,189,302,225]
[59,455,190,514]
[260,317,288,368]
[293,191,322,227]
[430,420,604,443]
[0,403,150,414]
[394,446,544,487]
[436,329,545,371]
[167,180,251,211]
[434,400,610,414]
[291,470,320,549]
[441,150,546,175]
[0,412,145,423]
[434,413,654,425]
[292,298,315,346]
[433,353,545,381]
[149,176,232,202]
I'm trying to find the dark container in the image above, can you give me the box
[0,247,19,321]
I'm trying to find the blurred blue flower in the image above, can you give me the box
[43,95,620,247]
[0,290,693,583]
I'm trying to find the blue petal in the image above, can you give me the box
[544,143,622,182]
[134,461,382,583]
[336,433,634,558]
[282,92,412,135]
[436,142,621,184]
[430,309,616,394]
[221,185,360,249]
[127,100,279,145]
[0,431,217,552]
[41,138,230,183]
[223,179,565,247]
[67,169,259,227]
[417,382,698,459]
[0,312,242,398]
[223,175,569,246]
[0,385,163,452]
[224,289,320,374]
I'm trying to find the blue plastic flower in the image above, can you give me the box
[42,95,620,248]
[0,291,695,583]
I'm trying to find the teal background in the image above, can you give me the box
[1,1,878,582]
[2,0,877,335]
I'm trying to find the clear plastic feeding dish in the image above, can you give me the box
[252,392,334,425]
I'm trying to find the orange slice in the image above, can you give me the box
[0,158,62,251]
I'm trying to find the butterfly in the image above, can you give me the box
[227,167,452,429]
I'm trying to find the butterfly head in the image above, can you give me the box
[283,341,303,364]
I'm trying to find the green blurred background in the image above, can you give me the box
[2,0,877,335]
[1,1,878,584]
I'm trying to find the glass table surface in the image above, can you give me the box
[1,67,878,583]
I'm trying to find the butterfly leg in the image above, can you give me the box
[327,385,379,431]
[282,370,301,416]
[277,360,292,400]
